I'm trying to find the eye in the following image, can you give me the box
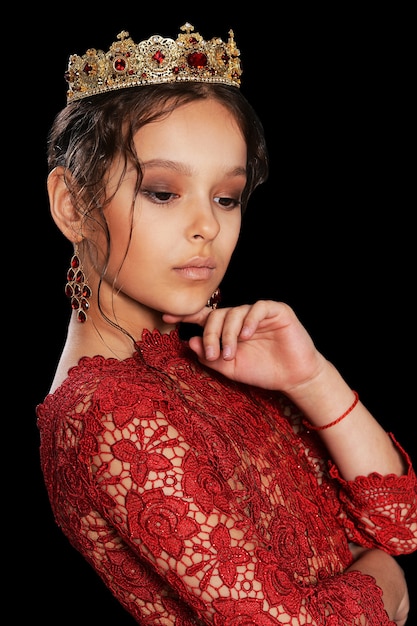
[214,196,242,210]
[141,189,179,204]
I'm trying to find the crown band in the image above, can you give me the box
[65,23,242,103]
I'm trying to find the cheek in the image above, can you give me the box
[88,209,139,280]
[112,222,166,281]
[221,214,241,253]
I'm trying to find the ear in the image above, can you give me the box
[48,166,83,243]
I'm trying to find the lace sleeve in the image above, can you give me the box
[327,434,417,554]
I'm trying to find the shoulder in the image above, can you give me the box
[36,353,164,438]
[48,350,127,394]
[38,354,139,414]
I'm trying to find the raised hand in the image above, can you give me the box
[163,300,326,392]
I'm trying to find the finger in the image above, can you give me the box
[202,305,252,360]
[238,300,284,329]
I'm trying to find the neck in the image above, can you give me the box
[66,308,176,361]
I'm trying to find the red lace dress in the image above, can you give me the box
[37,328,417,625]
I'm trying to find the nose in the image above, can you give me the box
[186,200,220,241]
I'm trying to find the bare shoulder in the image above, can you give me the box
[48,321,123,394]
[49,343,91,394]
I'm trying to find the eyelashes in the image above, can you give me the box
[141,189,242,210]
[141,190,177,204]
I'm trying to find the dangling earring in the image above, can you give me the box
[65,244,92,323]
[206,288,221,310]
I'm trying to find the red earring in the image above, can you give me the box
[206,288,221,310]
[65,245,92,323]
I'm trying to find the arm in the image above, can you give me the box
[283,358,406,480]
[164,300,407,481]
[347,547,409,626]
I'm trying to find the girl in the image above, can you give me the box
[37,24,416,625]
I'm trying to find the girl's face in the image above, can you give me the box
[88,98,246,330]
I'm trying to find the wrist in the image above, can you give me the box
[285,360,358,429]
[302,391,359,431]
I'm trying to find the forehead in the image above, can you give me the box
[135,99,246,160]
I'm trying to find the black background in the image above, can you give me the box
[20,7,415,623]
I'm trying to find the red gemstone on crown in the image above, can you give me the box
[187,52,207,69]
[114,58,126,72]
[153,50,165,65]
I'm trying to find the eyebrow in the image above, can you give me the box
[141,159,247,178]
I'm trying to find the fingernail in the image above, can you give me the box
[222,345,232,359]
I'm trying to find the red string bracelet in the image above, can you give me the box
[302,391,359,431]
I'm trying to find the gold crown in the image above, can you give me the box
[65,23,242,103]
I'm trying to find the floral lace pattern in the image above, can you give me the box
[37,328,417,624]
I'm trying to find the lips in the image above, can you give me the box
[175,256,216,270]
[174,257,216,280]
